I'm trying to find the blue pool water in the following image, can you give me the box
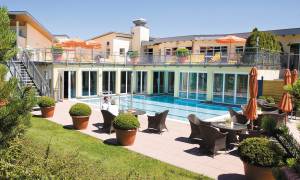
[78,95,241,122]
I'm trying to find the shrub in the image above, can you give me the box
[238,137,285,167]
[113,113,140,130]
[266,96,275,104]
[176,48,190,57]
[51,46,63,55]
[38,96,55,107]
[69,103,91,116]
[261,116,277,135]
[297,123,300,132]
[128,51,139,59]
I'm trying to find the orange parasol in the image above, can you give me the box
[216,35,246,44]
[84,40,101,49]
[57,38,86,48]
[278,69,293,123]
[244,67,258,128]
[291,69,298,84]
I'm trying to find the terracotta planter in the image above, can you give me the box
[178,56,188,63]
[40,106,55,118]
[53,54,62,61]
[243,162,275,180]
[131,57,139,64]
[71,116,90,130]
[0,99,8,108]
[115,128,137,146]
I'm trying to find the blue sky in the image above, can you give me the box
[2,0,300,39]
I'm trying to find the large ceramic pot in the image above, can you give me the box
[178,56,188,63]
[243,162,275,180]
[115,128,137,146]
[41,106,55,118]
[131,57,139,64]
[71,116,90,130]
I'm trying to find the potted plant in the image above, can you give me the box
[38,96,55,118]
[51,46,64,61]
[113,113,140,146]
[128,51,139,64]
[176,48,190,63]
[69,103,91,130]
[238,137,285,180]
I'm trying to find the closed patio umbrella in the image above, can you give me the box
[244,67,258,129]
[278,69,293,124]
[291,69,298,84]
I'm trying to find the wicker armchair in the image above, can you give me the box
[228,108,248,125]
[147,110,169,133]
[187,114,211,139]
[199,124,227,156]
[101,110,115,134]
[255,113,286,129]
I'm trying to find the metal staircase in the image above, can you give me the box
[7,51,50,96]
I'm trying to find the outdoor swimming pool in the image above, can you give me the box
[78,95,241,122]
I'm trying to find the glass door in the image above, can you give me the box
[224,74,235,104]
[82,71,97,96]
[213,73,224,103]
[121,71,132,94]
[64,71,76,99]
[102,71,116,94]
[136,71,147,94]
[168,72,175,95]
[153,71,165,94]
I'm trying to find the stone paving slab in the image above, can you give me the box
[32,100,246,179]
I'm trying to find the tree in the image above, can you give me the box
[246,28,282,52]
[0,7,16,62]
[0,7,36,147]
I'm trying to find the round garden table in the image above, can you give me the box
[212,122,248,149]
[126,109,146,117]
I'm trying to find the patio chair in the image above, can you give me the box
[255,112,286,129]
[101,110,115,134]
[228,108,248,125]
[187,114,211,139]
[147,110,169,133]
[199,124,227,156]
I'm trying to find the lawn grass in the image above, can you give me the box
[25,117,212,179]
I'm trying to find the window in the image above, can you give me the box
[221,46,228,56]
[165,49,171,56]
[172,48,177,56]
[119,48,125,56]
[200,47,206,54]
[106,48,110,58]
[102,71,116,94]
[186,47,192,53]
[207,47,213,56]
[121,71,132,94]
[106,41,110,46]
[235,46,244,54]
[179,72,207,100]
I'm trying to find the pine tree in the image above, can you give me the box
[0,7,16,62]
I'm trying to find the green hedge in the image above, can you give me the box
[238,137,285,167]
[113,113,140,130]
[38,96,55,107]
[69,103,91,116]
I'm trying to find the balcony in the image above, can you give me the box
[26,48,299,70]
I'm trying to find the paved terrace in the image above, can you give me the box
[33,100,245,179]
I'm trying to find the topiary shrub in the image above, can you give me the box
[69,103,91,117]
[261,116,277,136]
[38,96,55,107]
[128,51,139,59]
[176,48,190,57]
[113,113,140,130]
[238,137,285,167]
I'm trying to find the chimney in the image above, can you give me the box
[131,18,150,52]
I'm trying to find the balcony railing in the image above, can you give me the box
[26,48,300,70]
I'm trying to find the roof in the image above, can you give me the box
[54,34,70,38]
[88,31,132,41]
[9,11,53,40]
[142,27,300,46]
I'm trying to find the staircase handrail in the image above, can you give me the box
[6,58,24,89]
[20,51,51,96]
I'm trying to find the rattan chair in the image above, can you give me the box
[228,108,248,124]
[101,110,115,134]
[147,110,169,133]
[199,124,227,156]
[188,114,211,139]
